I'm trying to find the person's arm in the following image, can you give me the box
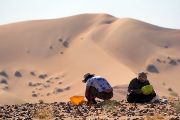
[147,80,156,94]
[128,79,142,94]
[85,86,90,101]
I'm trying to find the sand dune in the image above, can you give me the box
[0,13,180,105]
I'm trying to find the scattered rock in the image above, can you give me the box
[32,93,38,97]
[15,71,22,77]
[0,98,179,119]
[58,82,62,84]
[30,71,36,76]
[168,88,173,92]
[28,82,34,86]
[39,74,48,79]
[156,58,161,63]
[101,19,115,24]
[169,59,177,65]
[38,100,44,104]
[46,80,51,83]
[0,79,8,84]
[146,64,159,73]
[28,82,42,87]
[43,84,50,88]
[177,59,180,63]
[58,38,63,42]
[3,86,8,90]
[55,77,59,80]
[26,49,30,54]
[49,46,53,50]
[64,86,70,90]
[0,71,8,78]
[164,45,169,48]
[53,88,63,94]
[162,82,166,86]
[63,41,69,48]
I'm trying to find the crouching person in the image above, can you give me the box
[127,72,157,103]
[82,73,113,105]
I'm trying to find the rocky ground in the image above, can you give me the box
[0,98,180,120]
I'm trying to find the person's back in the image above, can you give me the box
[87,76,112,92]
[82,73,113,105]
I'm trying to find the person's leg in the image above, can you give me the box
[136,93,157,103]
[127,92,139,103]
[144,93,157,102]
[97,91,113,100]
[88,87,98,104]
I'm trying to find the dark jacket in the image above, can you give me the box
[128,78,150,93]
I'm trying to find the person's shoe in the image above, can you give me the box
[150,96,160,103]
[92,98,97,104]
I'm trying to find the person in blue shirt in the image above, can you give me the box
[82,73,113,105]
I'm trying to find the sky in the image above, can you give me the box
[0,0,180,29]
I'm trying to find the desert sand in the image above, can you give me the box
[0,13,180,106]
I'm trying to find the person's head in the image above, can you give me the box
[82,73,95,83]
[138,72,148,82]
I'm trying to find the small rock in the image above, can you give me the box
[59,38,63,42]
[63,41,69,48]
[168,88,173,92]
[0,71,8,78]
[38,74,47,79]
[3,86,8,90]
[15,71,22,77]
[0,79,8,84]
[53,88,63,94]
[64,86,70,90]
[30,71,36,76]
[32,93,38,97]
[169,59,177,65]
[146,64,159,73]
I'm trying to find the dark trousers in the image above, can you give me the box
[127,92,156,103]
[88,87,113,101]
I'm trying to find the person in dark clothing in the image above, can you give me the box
[82,73,113,105]
[127,72,157,103]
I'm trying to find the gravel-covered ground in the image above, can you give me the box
[0,98,180,120]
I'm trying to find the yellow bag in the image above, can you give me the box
[141,85,153,95]
[70,96,85,105]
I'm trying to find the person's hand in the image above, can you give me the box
[86,101,92,106]
[133,89,142,94]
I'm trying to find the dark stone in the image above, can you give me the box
[64,86,70,90]
[0,71,8,78]
[3,86,8,90]
[15,71,22,77]
[63,41,69,48]
[59,38,63,42]
[28,82,33,86]
[38,74,48,79]
[0,79,8,84]
[49,46,53,50]
[156,59,161,63]
[169,59,177,65]
[146,64,159,73]
[30,72,36,76]
[168,88,173,92]
[32,93,38,97]
[54,88,63,94]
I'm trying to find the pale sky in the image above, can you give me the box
[0,0,180,29]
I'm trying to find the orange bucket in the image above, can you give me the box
[70,96,85,105]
